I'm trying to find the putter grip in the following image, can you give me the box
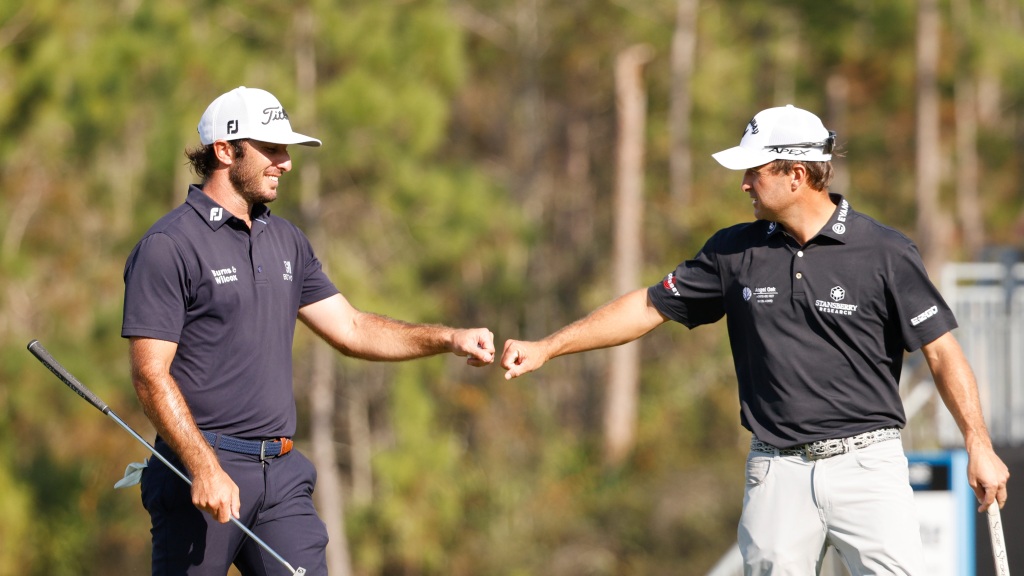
[27,339,110,414]
[988,502,1011,575]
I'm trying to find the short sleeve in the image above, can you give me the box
[648,235,727,329]
[297,231,340,307]
[121,233,189,342]
[889,242,957,351]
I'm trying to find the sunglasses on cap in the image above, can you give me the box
[765,131,837,155]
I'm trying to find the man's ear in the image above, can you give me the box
[212,140,236,166]
[790,163,808,190]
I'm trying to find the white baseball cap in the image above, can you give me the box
[197,86,321,147]
[712,104,833,170]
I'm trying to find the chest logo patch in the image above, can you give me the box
[744,286,777,304]
[816,285,858,316]
[211,266,239,285]
[283,260,294,282]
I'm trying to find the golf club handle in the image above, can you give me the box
[27,339,110,414]
[987,502,1011,575]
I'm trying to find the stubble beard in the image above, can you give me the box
[228,155,276,206]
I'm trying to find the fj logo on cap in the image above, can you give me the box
[227,120,239,135]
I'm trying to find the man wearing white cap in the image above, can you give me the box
[500,105,1008,574]
[122,86,496,575]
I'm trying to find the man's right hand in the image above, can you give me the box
[501,340,549,380]
[191,466,241,523]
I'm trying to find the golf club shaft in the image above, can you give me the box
[988,502,1010,576]
[27,340,306,576]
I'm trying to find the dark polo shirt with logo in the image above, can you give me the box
[122,185,339,439]
[648,193,956,448]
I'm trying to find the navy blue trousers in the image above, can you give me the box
[141,438,329,575]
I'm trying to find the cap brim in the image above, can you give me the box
[271,132,322,147]
[712,146,832,170]
[711,146,775,170]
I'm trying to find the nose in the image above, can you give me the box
[278,154,292,173]
[741,170,757,193]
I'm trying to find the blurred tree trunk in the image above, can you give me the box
[825,73,850,196]
[604,44,653,468]
[773,11,799,105]
[952,0,984,259]
[295,5,352,575]
[915,0,948,273]
[669,0,698,212]
[348,378,374,506]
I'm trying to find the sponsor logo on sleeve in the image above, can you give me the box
[662,273,681,297]
[910,305,939,326]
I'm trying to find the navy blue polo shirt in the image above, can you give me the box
[648,194,957,448]
[122,185,339,439]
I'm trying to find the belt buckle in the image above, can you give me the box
[803,444,820,460]
[804,439,847,461]
[260,438,292,461]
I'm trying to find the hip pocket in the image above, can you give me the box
[745,454,773,487]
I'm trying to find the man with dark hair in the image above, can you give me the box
[500,105,1008,575]
[123,86,495,575]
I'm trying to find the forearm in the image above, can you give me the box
[540,288,666,360]
[129,340,219,478]
[923,332,1010,508]
[300,294,494,365]
[341,312,458,361]
[923,333,993,451]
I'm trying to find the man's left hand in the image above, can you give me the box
[451,328,495,366]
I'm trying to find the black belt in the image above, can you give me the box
[202,431,294,461]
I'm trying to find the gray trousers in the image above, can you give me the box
[739,438,925,575]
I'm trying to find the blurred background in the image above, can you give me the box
[1,0,1023,574]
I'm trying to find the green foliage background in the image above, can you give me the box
[2,0,1023,574]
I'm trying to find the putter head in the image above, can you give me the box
[295,569,306,576]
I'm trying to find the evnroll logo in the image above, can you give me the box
[910,305,939,326]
